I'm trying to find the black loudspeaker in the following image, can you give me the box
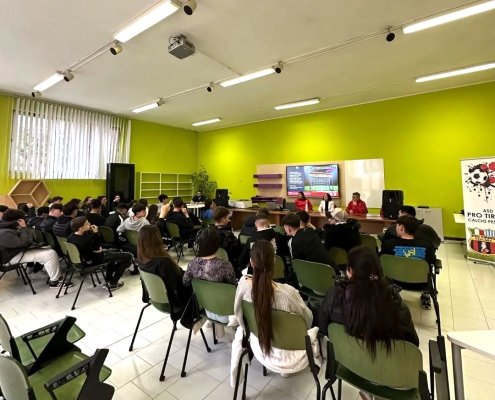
[106,163,135,204]
[382,190,404,220]
[215,188,229,207]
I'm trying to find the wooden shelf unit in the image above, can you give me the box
[139,172,193,202]
[7,180,50,208]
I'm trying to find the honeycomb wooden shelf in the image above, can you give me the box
[8,180,50,208]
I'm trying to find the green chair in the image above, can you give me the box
[125,229,139,246]
[328,247,348,268]
[99,226,116,246]
[273,255,286,280]
[215,247,229,261]
[0,314,85,369]
[273,226,286,235]
[380,254,429,284]
[233,301,321,400]
[201,218,214,227]
[0,348,113,400]
[43,231,60,255]
[65,243,113,310]
[360,234,378,252]
[129,270,204,382]
[166,222,189,262]
[292,259,336,301]
[31,228,46,245]
[323,323,429,400]
[0,250,36,295]
[239,235,249,246]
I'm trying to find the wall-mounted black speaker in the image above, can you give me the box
[106,163,135,204]
[215,188,229,207]
[382,190,404,220]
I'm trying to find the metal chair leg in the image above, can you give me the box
[19,267,27,285]
[21,267,36,295]
[56,271,68,298]
[100,269,113,298]
[181,327,194,377]
[71,273,87,310]
[337,379,342,400]
[262,366,267,376]
[95,271,101,285]
[199,328,211,352]
[233,349,249,400]
[90,272,96,287]
[129,303,151,351]
[242,362,249,400]
[64,269,75,295]
[160,321,177,381]
[322,382,337,400]
[212,322,218,345]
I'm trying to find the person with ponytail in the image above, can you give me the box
[233,240,313,378]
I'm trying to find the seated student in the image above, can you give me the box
[233,240,315,379]
[51,196,64,207]
[318,193,336,213]
[18,203,36,220]
[86,199,106,227]
[318,246,418,400]
[282,213,332,266]
[0,205,8,219]
[41,204,64,233]
[380,215,436,309]
[97,195,110,218]
[165,197,194,237]
[69,198,85,217]
[0,209,66,288]
[111,194,121,209]
[53,203,79,238]
[202,199,214,219]
[82,196,92,215]
[128,198,149,218]
[117,203,150,234]
[46,198,53,208]
[157,194,169,214]
[191,190,206,204]
[296,210,317,230]
[346,192,368,214]
[295,191,313,211]
[183,227,236,323]
[138,225,192,306]
[379,206,441,249]
[238,213,290,271]
[68,217,132,291]
[27,206,49,230]
[213,206,242,267]
[146,204,159,225]
[104,203,129,236]
[240,214,257,237]
[322,208,362,252]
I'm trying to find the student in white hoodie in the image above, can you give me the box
[318,193,336,213]
[117,203,150,234]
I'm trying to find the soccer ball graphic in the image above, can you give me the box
[469,168,489,185]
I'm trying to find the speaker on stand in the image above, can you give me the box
[382,190,404,219]
[106,163,135,204]
[215,189,229,207]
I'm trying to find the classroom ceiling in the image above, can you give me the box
[0,0,494,132]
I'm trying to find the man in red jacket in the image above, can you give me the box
[346,192,368,214]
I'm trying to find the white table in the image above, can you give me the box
[454,213,465,224]
[447,330,495,400]
[186,203,205,218]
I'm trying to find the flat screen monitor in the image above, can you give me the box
[286,164,339,198]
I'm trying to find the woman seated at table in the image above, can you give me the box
[318,246,418,399]
[202,199,214,219]
[295,191,313,211]
[233,240,316,379]
[318,193,336,213]
[137,225,192,307]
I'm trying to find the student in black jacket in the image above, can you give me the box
[53,203,79,238]
[41,204,63,233]
[137,225,192,307]
[27,206,50,230]
[68,217,132,291]
[97,195,110,218]
[238,213,289,271]
[105,203,128,242]
[86,199,106,227]
[322,208,362,252]
[213,206,242,267]
[282,213,332,266]
[318,247,419,366]
[165,197,195,240]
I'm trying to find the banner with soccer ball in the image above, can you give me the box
[461,157,495,264]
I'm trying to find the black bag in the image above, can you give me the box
[180,293,201,329]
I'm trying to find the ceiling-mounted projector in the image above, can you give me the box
[168,35,195,59]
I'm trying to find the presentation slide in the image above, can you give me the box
[286,164,339,197]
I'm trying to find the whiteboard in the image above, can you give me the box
[344,159,384,209]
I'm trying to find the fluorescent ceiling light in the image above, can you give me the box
[114,0,181,42]
[275,98,320,110]
[192,118,221,126]
[416,62,495,82]
[33,73,64,91]
[132,99,164,113]
[403,0,495,34]
[220,68,276,87]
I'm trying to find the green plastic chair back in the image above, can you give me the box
[0,313,15,357]
[125,230,139,246]
[202,218,214,227]
[0,355,31,400]
[166,222,181,239]
[293,259,335,293]
[242,301,306,350]
[239,235,249,245]
[328,323,423,389]
[31,229,44,244]
[43,231,56,250]
[65,242,82,264]
[380,254,429,284]
[273,226,286,235]
[192,279,236,322]
[56,236,69,256]
[360,234,377,251]
[328,247,348,266]
[273,255,285,280]
[215,247,229,261]
[139,270,171,314]
[99,226,115,243]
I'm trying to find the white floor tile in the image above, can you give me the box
[105,354,152,389]
[204,376,259,400]
[113,382,151,400]
[132,363,181,398]
[135,338,181,367]
[269,369,316,400]
[167,368,220,400]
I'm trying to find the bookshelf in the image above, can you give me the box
[139,172,193,202]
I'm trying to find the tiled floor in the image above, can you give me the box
[1,242,495,399]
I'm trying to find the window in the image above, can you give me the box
[9,98,131,179]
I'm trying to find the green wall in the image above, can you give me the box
[0,94,198,203]
[198,81,495,238]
